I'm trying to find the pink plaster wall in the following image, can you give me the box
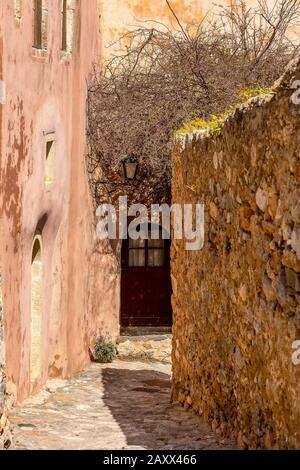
[0,0,120,403]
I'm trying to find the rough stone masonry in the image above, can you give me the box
[172,57,300,449]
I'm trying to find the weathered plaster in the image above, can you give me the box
[0,0,119,405]
[99,0,259,58]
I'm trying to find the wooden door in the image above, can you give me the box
[121,225,172,327]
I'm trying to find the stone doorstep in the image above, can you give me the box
[120,326,172,337]
[117,334,172,344]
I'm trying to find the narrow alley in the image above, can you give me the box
[2,0,300,456]
[10,359,236,450]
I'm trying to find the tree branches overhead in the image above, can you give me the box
[87,0,300,199]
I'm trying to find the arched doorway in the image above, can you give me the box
[121,224,172,328]
[30,236,43,387]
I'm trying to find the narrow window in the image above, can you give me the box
[33,0,48,50]
[45,132,56,187]
[127,225,168,268]
[33,0,43,48]
[61,0,73,54]
[14,0,22,21]
[61,0,68,51]
[148,238,165,267]
[129,238,146,267]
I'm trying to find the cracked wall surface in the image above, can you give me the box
[0,1,119,409]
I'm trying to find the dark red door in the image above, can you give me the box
[121,226,172,327]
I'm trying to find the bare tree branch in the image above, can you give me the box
[86,0,300,207]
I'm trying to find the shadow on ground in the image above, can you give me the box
[102,366,235,450]
[10,361,236,450]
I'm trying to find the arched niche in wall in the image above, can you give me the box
[30,236,43,387]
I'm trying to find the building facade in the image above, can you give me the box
[99,0,259,58]
[0,0,120,417]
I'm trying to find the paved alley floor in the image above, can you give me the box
[10,360,236,450]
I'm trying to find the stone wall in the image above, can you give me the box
[172,58,300,449]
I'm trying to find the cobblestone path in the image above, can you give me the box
[10,360,236,450]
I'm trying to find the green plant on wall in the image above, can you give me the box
[176,114,227,138]
[175,85,275,138]
[175,103,249,137]
[94,338,117,363]
[238,85,274,101]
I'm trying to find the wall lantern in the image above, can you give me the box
[122,155,138,181]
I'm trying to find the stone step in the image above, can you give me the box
[116,334,172,364]
[120,326,172,337]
